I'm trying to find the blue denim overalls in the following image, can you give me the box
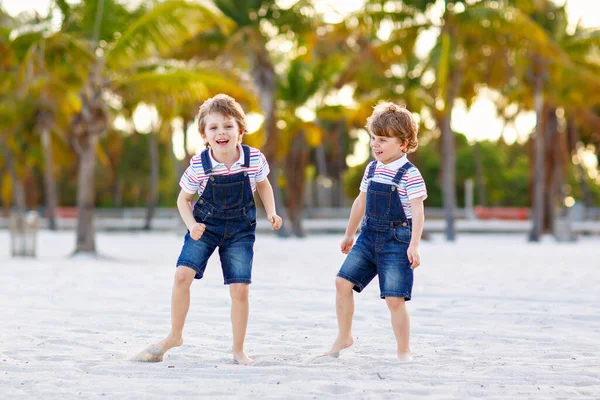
[176,145,257,284]
[337,160,414,299]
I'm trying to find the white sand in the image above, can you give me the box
[0,230,599,399]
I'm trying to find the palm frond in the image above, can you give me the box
[112,67,258,116]
[107,1,233,70]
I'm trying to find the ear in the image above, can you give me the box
[400,139,409,152]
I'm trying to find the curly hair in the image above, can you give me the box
[365,102,419,153]
[197,94,247,148]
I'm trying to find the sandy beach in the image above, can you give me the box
[1,230,599,399]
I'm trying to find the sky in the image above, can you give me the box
[2,0,599,163]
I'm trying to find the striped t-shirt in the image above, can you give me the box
[179,144,269,196]
[359,155,427,219]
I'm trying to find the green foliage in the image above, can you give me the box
[95,131,179,207]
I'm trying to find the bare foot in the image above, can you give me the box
[397,351,413,362]
[323,336,354,358]
[156,334,184,352]
[233,350,254,365]
[132,334,183,362]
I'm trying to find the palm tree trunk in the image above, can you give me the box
[543,108,558,232]
[285,131,309,237]
[441,112,456,241]
[314,144,329,207]
[474,141,486,206]
[113,177,123,208]
[144,130,159,230]
[75,134,98,254]
[440,68,462,241]
[250,46,290,237]
[41,127,58,230]
[73,0,106,254]
[529,58,545,242]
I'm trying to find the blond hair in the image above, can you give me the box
[197,94,247,148]
[365,102,419,153]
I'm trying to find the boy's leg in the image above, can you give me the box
[385,297,412,360]
[159,266,197,350]
[229,283,253,364]
[326,277,356,356]
[133,266,196,362]
[327,237,376,356]
[219,227,254,364]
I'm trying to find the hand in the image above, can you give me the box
[340,235,354,254]
[189,222,206,240]
[407,244,420,269]
[267,214,283,230]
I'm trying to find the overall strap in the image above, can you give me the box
[200,148,213,174]
[391,161,414,185]
[241,144,251,168]
[367,161,377,179]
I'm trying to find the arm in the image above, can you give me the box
[341,191,367,254]
[407,197,425,269]
[256,179,282,230]
[177,189,205,240]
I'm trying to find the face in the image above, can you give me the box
[370,134,407,164]
[202,112,243,155]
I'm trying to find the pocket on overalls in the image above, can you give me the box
[212,181,245,208]
[246,207,257,227]
[367,190,391,217]
[394,225,411,244]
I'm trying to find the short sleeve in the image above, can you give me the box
[403,167,427,201]
[359,162,373,193]
[254,150,270,182]
[179,155,202,194]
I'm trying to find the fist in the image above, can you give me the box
[340,235,354,254]
[190,222,206,240]
[407,245,420,269]
[268,214,283,230]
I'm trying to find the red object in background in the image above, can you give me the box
[474,206,529,220]
[54,207,78,218]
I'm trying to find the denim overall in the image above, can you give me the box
[337,160,414,299]
[176,145,256,284]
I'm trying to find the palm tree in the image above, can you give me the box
[48,0,233,254]
[496,0,600,239]
[277,55,336,235]
[0,13,67,233]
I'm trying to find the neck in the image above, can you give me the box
[210,145,240,169]
[381,152,405,165]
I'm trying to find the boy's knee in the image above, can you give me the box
[174,267,195,286]
[385,297,406,311]
[229,283,249,301]
[335,277,354,293]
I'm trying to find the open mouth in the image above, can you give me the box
[216,139,229,145]
[373,150,382,156]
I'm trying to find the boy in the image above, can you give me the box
[135,94,282,365]
[326,102,427,361]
